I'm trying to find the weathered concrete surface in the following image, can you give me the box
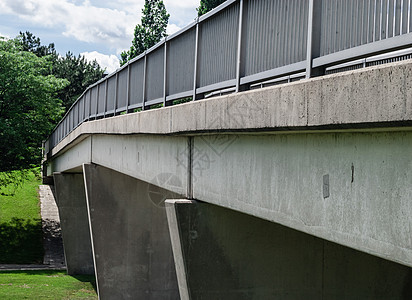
[192,132,412,267]
[83,164,180,300]
[53,173,94,275]
[50,60,412,156]
[166,200,412,299]
[47,135,188,198]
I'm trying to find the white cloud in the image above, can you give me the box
[0,0,199,54]
[166,23,181,36]
[0,0,141,53]
[0,33,10,40]
[81,51,120,73]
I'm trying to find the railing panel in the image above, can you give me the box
[321,0,412,56]
[198,2,239,88]
[117,67,128,110]
[78,95,85,122]
[90,87,98,118]
[84,90,90,120]
[106,76,116,113]
[129,59,144,107]
[146,46,165,102]
[243,0,308,77]
[97,81,106,116]
[167,28,196,96]
[73,103,79,129]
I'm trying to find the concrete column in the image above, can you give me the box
[83,164,179,300]
[166,200,412,299]
[53,173,94,275]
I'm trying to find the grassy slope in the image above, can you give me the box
[0,172,44,263]
[0,270,97,300]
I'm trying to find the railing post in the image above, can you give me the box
[114,73,119,115]
[142,53,147,111]
[126,63,130,114]
[306,0,323,78]
[163,41,168,107]
[95,85,99,120]
[236,0,245,93]
[104,79,108,117]
[193,19,200,101]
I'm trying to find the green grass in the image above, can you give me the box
[0,270,97,299]
[0,170,43,263]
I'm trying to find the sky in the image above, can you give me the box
[0,0,199,72]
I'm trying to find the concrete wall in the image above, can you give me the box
[83,164,181,299]
[53,173,94,275]
[166,200,412,299]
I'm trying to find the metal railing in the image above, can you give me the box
[45,0,412,154]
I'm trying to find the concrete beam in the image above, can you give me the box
[166,200,412,299]
[53,173,94,275]
[83,164,180,299]
[192,131,412,267]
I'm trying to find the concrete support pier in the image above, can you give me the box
[166,200,412,299]
[53,173,94,275]
[83,164,180,299]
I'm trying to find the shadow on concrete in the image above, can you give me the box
[0,218,43,264]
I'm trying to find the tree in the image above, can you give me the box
[16,32,105,110]
[0,38,68,172]
[17,31,56,57]
[53,52,105,110]
[197,0,226,16]
[121,0,169,65]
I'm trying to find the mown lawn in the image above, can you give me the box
[0,170,44,263]
[0,270,97,299]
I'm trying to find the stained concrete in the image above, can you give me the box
[192,131,412,267]
[53,173,94,275]
[83,164,180,300]
[166,200,412,300]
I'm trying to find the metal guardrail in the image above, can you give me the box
[45,0,412,154]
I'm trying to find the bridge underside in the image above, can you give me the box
[52,163,412,299]
[46,62,412,298]
[50,130,412,299]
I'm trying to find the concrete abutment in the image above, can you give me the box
[82,164,180,299]
[166,199,412,299]
[53,172,94,275]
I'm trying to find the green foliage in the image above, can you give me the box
[197,0,226,16]
[0,39,68,171]
[53,52,105,110]
[121,0,170,65]
[16,32,105,111]
[0,270,97,299]
[17,31,56,57]
[0,170,43,264]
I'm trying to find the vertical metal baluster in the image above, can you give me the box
[386,0,390,38]
[236,0,244,93]
[142,53,147,111]
[400,0,404,34]
[193,20,199,100]
[126,64,130,113]
[104,79,108,118]
[163,41,167,107]
[114,73,118,115]
[394,0,397,36]
[306,0,315,78]
[408,0,411,32]
[95,86,99,120]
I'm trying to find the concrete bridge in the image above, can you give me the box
[42,0,412,298]
[44,60,412,299]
